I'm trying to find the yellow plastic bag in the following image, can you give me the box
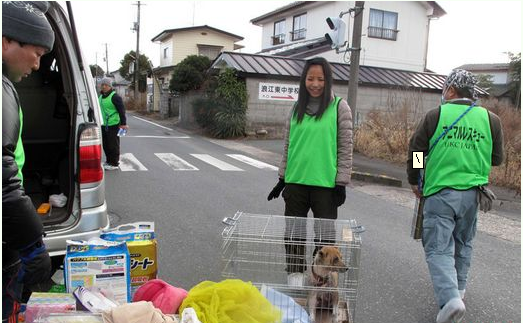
[179,279,281,323]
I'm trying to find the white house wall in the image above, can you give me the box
[259,1,430,72]
[160,38,174,67]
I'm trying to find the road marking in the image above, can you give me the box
[119,153,148,171]
[132,116,175,131]
[155,153,198,171]
[126,135,190,139]
[191,154,244,171]
[226,154,278,171]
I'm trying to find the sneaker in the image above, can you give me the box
[287,273,304,287]
[103,164,119,171]
[436,297,466,323]
[459,289,465,300]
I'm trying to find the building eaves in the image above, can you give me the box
[427,1,446,17]
[151,25,244,42]
[211,51,488,95]
[250,1,314,25]
[457,63,510,71]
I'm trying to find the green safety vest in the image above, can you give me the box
[99,91,120,126]
[285,97,340,188]
[423,103,492,196]
[14,107,25,183]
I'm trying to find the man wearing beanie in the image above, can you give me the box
[407,69,504,323]
[99,77,128,170]
[2,1,54,321]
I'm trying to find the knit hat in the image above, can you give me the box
[444,69,478,99]
[2,1,55,51]
[100,77,113,87]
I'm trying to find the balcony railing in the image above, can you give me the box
[290,28,307,41]
[368,26,398,41]
[272,33,285,45]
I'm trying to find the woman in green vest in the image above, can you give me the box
[267,57,353,287]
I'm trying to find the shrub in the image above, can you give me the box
[192,97,219,129]
[170,55,211,94]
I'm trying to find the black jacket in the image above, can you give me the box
[2,74,45,267]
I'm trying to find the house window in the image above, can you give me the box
[272,19,285,45]
[197,44,223,60]
[368,8,398,41]
[163,47,169,59]
[291,13,307,41]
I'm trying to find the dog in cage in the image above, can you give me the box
[307,246,348,323]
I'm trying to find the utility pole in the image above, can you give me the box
[104,43,109,75]
[348,1,364,127]
[133,1,141,107]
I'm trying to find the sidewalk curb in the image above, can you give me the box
[352,171,403,187]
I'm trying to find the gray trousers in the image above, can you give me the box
[422,188,478,307]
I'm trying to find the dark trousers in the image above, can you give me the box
[102,125,120,166]
[282,183,338,273]
[2,262,21,323]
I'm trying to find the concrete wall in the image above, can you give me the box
[244,77,440,137]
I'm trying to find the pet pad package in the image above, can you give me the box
[100,222,157,296]
[64,239,131,304]
[24,292,76,323]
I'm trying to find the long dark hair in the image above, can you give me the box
[293,57,334,123]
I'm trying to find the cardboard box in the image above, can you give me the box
[101,222,157,296]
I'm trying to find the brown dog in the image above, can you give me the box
[307,246,348,323]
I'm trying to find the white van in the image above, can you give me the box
[14,2,109,264]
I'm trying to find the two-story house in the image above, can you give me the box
[250,1,445,72]
[207,2,468,136]
[150,25,244,112]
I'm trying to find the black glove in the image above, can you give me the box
[267,178,285,201]
[334,185,346,207]
[17,240,52,286]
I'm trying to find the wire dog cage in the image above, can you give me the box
[222,211,363,323]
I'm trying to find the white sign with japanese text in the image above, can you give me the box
[259,82,299,101]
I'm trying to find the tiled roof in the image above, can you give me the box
[212,51,488,95]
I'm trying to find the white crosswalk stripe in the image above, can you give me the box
[190,154,244,171]
[155,153,199,171]
[115,153,278,172]
[119,153,148,171]
[226,154,278,171]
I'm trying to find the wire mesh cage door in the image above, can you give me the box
[222,211,362,323]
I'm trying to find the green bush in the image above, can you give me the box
[192,97,219,129]
[170,55,211,94]
[191,68,248,139]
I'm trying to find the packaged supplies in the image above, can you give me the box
[64,239,131,304]
[101,222,157,296]
[35,313,103,323]
[24,292,76,323]
[73,286,118,313]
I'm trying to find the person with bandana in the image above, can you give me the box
[407,69,504,323]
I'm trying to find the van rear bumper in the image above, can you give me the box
[44,202,110,257]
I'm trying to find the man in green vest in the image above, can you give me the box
[2,2,55,321]
[99,77,128,170]
[407,69,504,323]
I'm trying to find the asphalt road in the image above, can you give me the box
[103,113,520,323]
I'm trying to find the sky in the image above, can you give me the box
[67,0,522,76]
